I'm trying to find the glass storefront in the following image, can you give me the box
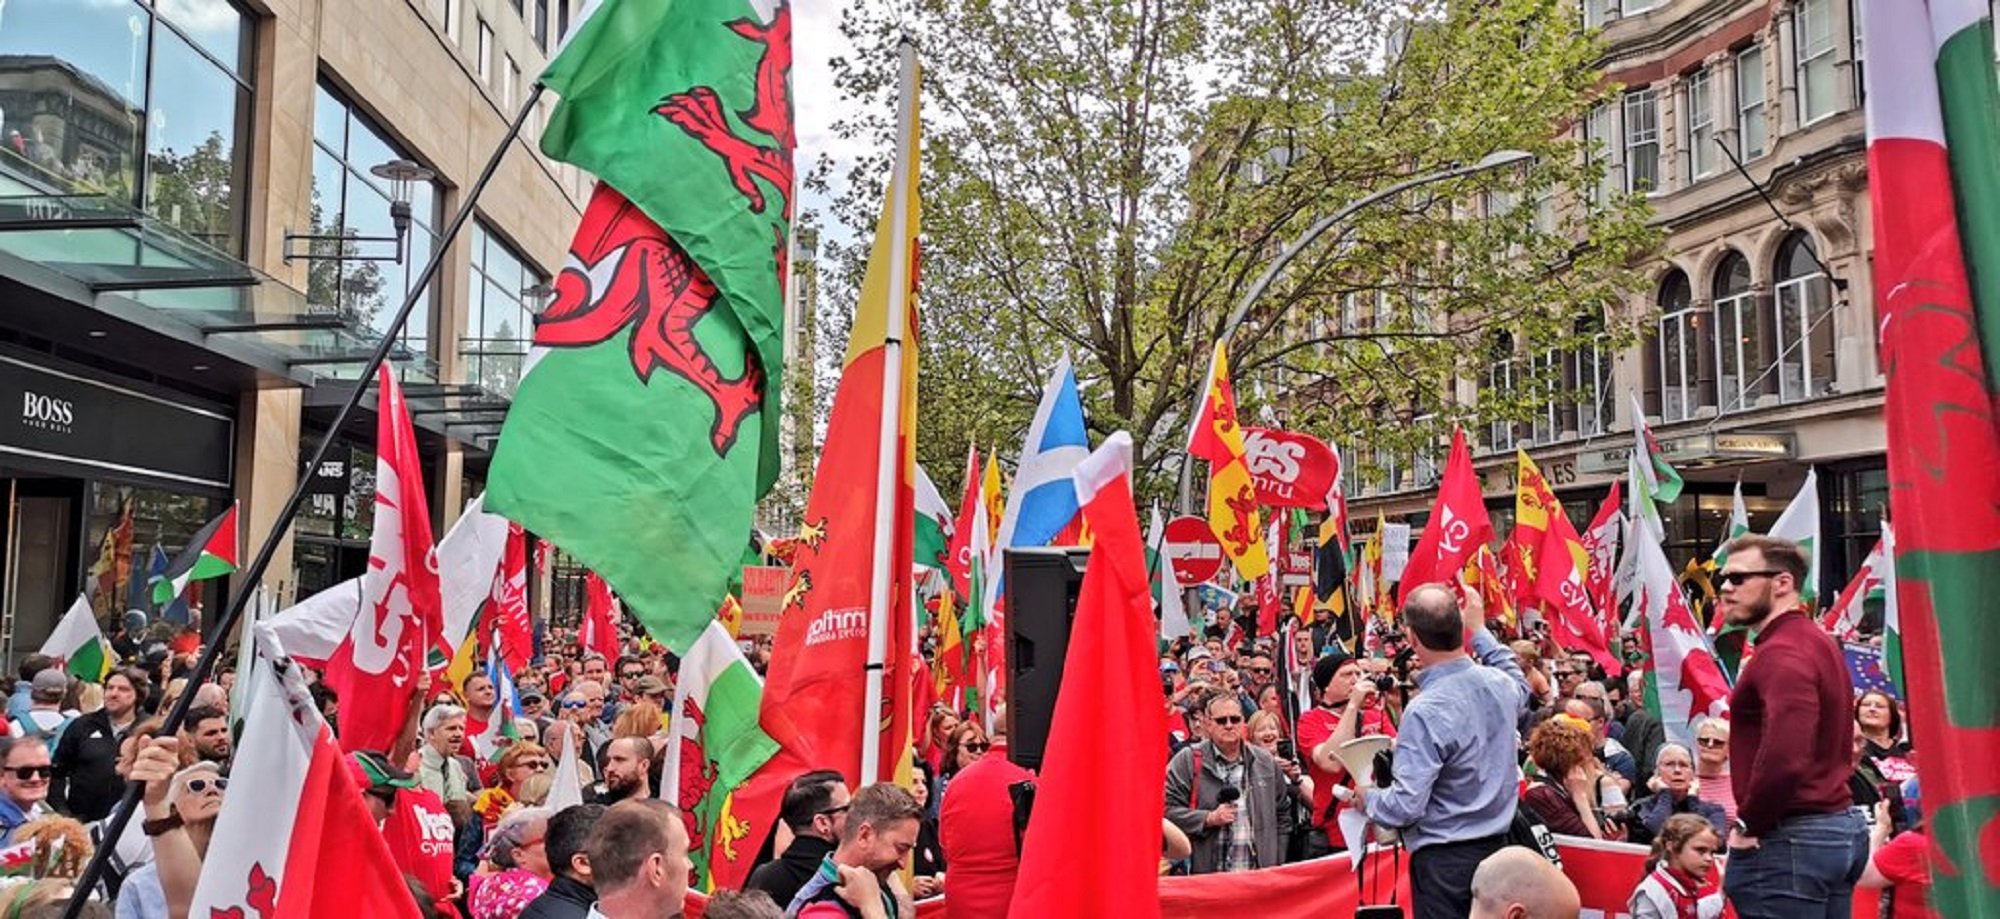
[0,0,254,253]
[79,481,228,628]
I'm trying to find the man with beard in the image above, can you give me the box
[1716,534,1864,918]
[590,737,653,805]
[746,770,849,908]
[181,705,232,766]
[787,783,920,919]
[53,666,145,821]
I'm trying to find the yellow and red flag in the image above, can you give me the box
[1517,450,1619,674]
[1187,342,1270,580]
[755,49,921,800]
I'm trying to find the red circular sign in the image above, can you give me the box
[1163,515,1225,587]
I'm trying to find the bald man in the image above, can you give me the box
[1468,847,1581,919]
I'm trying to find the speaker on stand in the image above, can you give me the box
[1001,547,1090,771]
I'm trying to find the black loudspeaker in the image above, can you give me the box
[1002,547,1090,771]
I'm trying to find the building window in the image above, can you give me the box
[443,0,463,42]
[1584,102,1618,205]
[310,81,442,358]
[534,0,551,50]
[1736,45,1768,158]
[0,0,255,255]
[1713,251,1763,412]
[1621,0,1659,14]
[1773,232,1836,402]
[1656,270,1705,422]
[1486,334,1518,452]
[1796,0,1839,124]
[1530,351,1560,445]
[1623,88,1659,193]
[1686,68,1717,180]
[477,19,494,82]
[1849,0,1865,104]
[1582,0,1608,29]
[465,222,545,397]
[557,0,573,41]
[503,56,519,109]
[1571,314,1614,438]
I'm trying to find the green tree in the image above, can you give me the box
[145,131,241,253]
[821,0,1659,496]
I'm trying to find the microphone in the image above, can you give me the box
[1215,786,1242,806]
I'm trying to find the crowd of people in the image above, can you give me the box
[0,532,1936,918]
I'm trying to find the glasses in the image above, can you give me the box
[620,671,645,680]
[562,700,589,710]
[1696,737,1728,748]
[961,742,990,754]
[817,804,851,818]
[7,766,50,781]
[515,760,553,771]
[1210,715,1245,726]
[1246,667,1273,675]
[1718,569,1783,587]
[185,777,227,794]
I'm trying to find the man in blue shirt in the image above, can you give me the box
[1344,581,1531,919]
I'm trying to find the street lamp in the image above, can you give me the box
[1219,150,1535,341]
[283,158,437,265]
[1178,150,1536,513]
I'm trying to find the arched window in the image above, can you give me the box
[1712,252,1763,412]
[1774,233,1836,402]
[1655,270,1709,421]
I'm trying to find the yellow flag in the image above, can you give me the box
[1187,343,1270,579]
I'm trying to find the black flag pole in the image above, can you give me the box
[64,83,549,918]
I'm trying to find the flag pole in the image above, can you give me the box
[61,83,548,919]
[860,38,919,786]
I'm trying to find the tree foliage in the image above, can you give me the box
[816,0,1659,496]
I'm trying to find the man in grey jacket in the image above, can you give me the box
[1164,691,1295,873]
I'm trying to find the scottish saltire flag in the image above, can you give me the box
[1844,641,1898,700]
[980,357,1089,618]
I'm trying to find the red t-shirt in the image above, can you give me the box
[1874,831,1940,919]
[1296,704,1396,841]
[938,744,1035,919]
[381,786,458,910]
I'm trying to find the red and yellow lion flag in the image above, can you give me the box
[1187,342,1269,580]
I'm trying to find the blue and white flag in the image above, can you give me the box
[981,357,1090,620]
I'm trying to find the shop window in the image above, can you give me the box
[309,82,443,359]
[82,483,228,626]
[0,0,254,254]
[1773,232,1836,403]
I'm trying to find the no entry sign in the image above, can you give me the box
[1164,515,1225,587]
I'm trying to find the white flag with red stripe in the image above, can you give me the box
[1820,537,1885,639]
[191,625,423,918]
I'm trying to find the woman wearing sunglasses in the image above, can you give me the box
[120,739,222,919]
[468,806,553,919]
[1690,716,1737,829]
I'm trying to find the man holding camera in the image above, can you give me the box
[1342,581,1531,919]
[1301,650,1398,858]
[1164,692,1294,873]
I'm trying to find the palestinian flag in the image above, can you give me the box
[191,631,422,918]
[150,505,238,607]
[663,622,780,891]
[38,595,113,682]
[487,0,793,653]
[1863,3,2000,912]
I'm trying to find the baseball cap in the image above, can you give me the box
[30,669,67,701]
[634,676,669,697]
[519,690,547,705]
[348,750,418,792]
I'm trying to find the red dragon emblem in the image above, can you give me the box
[533,4,794,457]
[676,699,716,857]
[210,861,276,919]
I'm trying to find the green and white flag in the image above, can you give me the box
[39,595,112,682]
[914,463,954,574]
[662,621,780,891]
[1767,467,1822,604]
[1878,519,1902,695]
[1710,478,1750,568]
[1628,393,1685,521]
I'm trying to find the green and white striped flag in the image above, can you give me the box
[1710,478,1750,569]
[39,595,112,682]
[1767,467,1822,604]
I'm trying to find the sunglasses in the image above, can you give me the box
[620,671,646,680]
[1718,569,1784,587]
[185,777,227,794]
[7,766,50,781]
[516,760,553,771]
[961,742,991,754]
[1696,737,1727,748]
[1210,715,1245,726]
[817,804,851,818]
[1246,667,1273,675]
[562,700,590,709]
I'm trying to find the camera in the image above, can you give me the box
[1276,739,1296,762]
[1369,673,1397,693]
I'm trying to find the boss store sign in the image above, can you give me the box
[0,351,233,491]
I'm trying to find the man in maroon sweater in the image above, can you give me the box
[1716,534,1868,917]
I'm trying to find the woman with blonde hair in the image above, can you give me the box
[611,700,663,742]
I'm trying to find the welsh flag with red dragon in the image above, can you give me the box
[487,0,793,654]
[1861,1,2000,911]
